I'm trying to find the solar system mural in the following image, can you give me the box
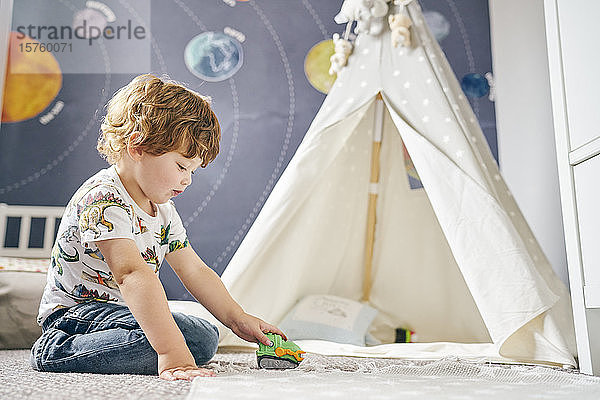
[0,0,496,300]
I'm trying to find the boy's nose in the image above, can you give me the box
[181,174,192,186]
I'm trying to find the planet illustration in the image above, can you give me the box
[184,32,243,82]
[304,39,336,94]
[460,73,490,98]
[423,10,451,42]
[2,32,62,123]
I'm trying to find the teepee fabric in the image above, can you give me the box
[213,1,576,367]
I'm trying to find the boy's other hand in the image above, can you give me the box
[159,366,216,381]
[158,350,216,381]
[229,312,287,346]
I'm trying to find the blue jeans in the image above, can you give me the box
[30,302,219,375]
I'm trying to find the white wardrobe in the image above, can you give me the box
[545,0,600,375]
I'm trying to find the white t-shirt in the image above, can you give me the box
[37,166,189,325]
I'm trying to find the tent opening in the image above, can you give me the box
[319,96,491,345]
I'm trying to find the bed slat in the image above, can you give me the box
[0,203,65,258]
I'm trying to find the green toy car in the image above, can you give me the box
[256,332,305,369]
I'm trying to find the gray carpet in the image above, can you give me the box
[0,350,191,399]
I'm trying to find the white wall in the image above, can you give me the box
[488,0,568,284]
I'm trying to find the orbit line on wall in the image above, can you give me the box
[212,0,296,269]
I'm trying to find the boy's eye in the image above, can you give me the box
[177,163,195,175]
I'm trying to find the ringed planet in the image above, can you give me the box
[304,39,336,94]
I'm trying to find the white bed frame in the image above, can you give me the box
[0,203,65,258]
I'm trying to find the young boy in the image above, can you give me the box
[30,74,285,381]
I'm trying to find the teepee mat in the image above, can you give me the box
[188,351,600,400]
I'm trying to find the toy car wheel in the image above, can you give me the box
[257,355,299,370]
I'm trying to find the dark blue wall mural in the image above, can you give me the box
[0,0,495,300]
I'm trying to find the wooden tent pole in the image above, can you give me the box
[362,93,384,302]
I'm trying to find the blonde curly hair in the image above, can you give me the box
[98,74,220,167]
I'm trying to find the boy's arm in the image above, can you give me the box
[95,238,215,381]
[165,246,286,345]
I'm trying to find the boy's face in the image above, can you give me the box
[135,150,202,205]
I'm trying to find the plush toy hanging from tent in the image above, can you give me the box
[329,0,414,77]
[334,0,391,36]
[329,33,354,75]
[389,8,412,47]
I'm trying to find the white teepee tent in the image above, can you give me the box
[214,0,576,366]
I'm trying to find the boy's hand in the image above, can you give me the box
[229,312,287,346]
[159,366,216,381]
[158,350,216,381]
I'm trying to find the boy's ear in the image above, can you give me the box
[126,131,144,161]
